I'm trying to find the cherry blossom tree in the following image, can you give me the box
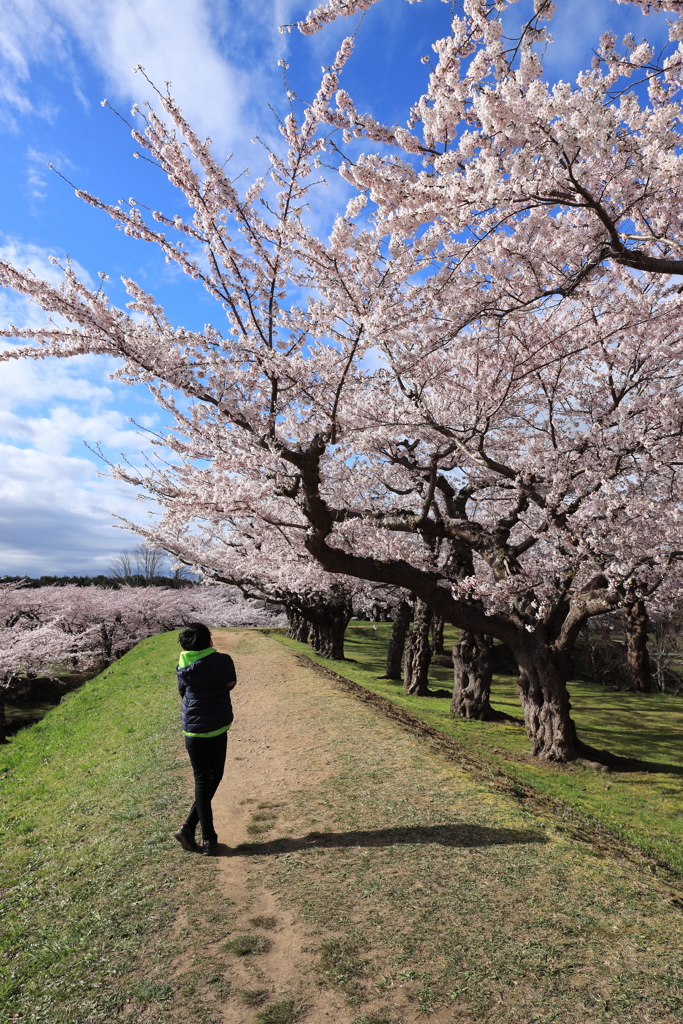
[4,0,683,764]
[129,523,363,659]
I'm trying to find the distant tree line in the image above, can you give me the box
[2,545,199,590]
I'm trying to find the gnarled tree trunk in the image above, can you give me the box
[514,642,576,761]
[385,595,413,680]
[308,595,353,660]
[450,632,493,719]
[286,606,310,644]
[430,614,445,656]
[403,598,432,696]
[625,598,651,693]
[369,600,391,622]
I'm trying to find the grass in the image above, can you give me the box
[132,980,174,1003]
[247,802,282,835]
[224,934,270,956]
[255,995,308,1024]
[5,624,683,1023]
[240,986,268,1006]
[0,631,237,1024]
[318,936,369,1004]
[268,623,683,878]
[250,915,278,929]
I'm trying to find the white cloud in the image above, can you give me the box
[0,0,298,151]
[0,355,163,573]
[0,442,154,575]
[0,236,92,284]
[24,147,74,200]
[0,235,96,338]
[0,233,164,574]
[0,351,114,408]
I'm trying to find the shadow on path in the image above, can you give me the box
[223,823,548,858]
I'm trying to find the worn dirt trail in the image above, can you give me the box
[207,629,359,1023]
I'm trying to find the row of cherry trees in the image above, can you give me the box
[3,0,683,761]
[0,581,284,740]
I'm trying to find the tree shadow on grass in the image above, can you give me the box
[223,823,548,858]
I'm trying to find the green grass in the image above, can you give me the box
[269,623,683,877]
[318,936,369,1005]
[6,624,683,1024]
[224,934,270,956]
[255,996,308,1024]
[0,631,235,1024]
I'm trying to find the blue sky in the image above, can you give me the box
[0,0,674,575]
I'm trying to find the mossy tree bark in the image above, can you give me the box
[450,632,493,719]
[514,643,576,761]
[403,598,433,696]
[307,593,354,660]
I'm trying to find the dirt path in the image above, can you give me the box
[182,629,683,1024]
[208,629,354,1023]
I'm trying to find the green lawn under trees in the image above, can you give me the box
[271,623,683,879]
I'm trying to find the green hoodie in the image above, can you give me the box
[178,646,216,669]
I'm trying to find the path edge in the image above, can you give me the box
[262,632,683,909]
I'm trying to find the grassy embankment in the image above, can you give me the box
[0,632,236,1024]
[269,623,683,879]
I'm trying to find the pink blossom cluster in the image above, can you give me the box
[0,583,283,688]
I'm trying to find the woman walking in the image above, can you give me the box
[173,622,237,855]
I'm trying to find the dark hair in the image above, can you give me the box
[178,622,212,651]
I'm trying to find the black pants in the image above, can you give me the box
[184,731,228,842]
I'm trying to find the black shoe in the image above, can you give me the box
[202,839,218,856]
[174,825,199,852]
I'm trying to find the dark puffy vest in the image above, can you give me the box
[177,651,236,734]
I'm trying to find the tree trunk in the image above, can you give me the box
[0,698,7,744]
[450,632,493,719]
[309,617,346,659]
[403,599,432,696]
[430,615,445,656]
[625,598,651,693]
[308,596,353,660]
[515,643,576,762]
[369,600,390,622]
[286,607,310,644]
[385,596,412,679]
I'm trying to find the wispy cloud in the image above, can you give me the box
[0,0,300,152]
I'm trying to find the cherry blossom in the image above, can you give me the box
[3,1,683,762]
